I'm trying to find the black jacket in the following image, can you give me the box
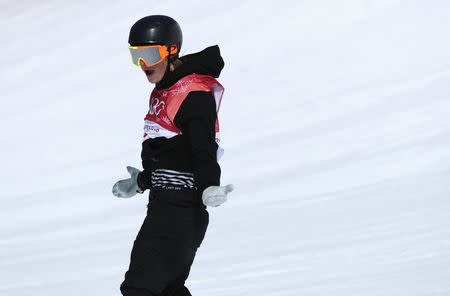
[137,45,224,198]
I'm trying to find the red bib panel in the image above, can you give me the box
[143,74,224,142]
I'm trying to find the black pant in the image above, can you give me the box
[120,190,209,296]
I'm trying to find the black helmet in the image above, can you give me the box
[128,15,183,53]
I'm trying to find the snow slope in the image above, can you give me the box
[1,0,450,295]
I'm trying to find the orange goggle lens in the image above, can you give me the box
[128,45,177,67]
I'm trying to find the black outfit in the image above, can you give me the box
[137,45,224,196]
[120,45,224,296]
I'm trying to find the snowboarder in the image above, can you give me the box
[112,15,233,296]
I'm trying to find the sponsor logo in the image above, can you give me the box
[149,97,165,116]
[144,124,160,133]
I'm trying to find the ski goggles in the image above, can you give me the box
[128,45,177,67]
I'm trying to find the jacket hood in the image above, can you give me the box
[156,45,224,90]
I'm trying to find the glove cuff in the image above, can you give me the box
[136,172,145,194]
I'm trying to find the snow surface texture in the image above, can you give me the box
[1,0,450,295]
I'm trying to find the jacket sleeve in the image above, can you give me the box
[174,91,221,193]
[137,169,151,191]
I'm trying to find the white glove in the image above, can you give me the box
[202,184,234,207]
[112,166,144,198]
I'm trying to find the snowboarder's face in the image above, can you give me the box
[140,58,168,84]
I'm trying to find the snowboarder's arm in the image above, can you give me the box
[137,139,155,191]
[174,91,221,193]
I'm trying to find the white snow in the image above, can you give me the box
[1,0,450,295]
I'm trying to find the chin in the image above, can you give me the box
[147,75,162,84]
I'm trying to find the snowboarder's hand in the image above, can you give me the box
[202,184,234,207]
[112,166,144,198]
